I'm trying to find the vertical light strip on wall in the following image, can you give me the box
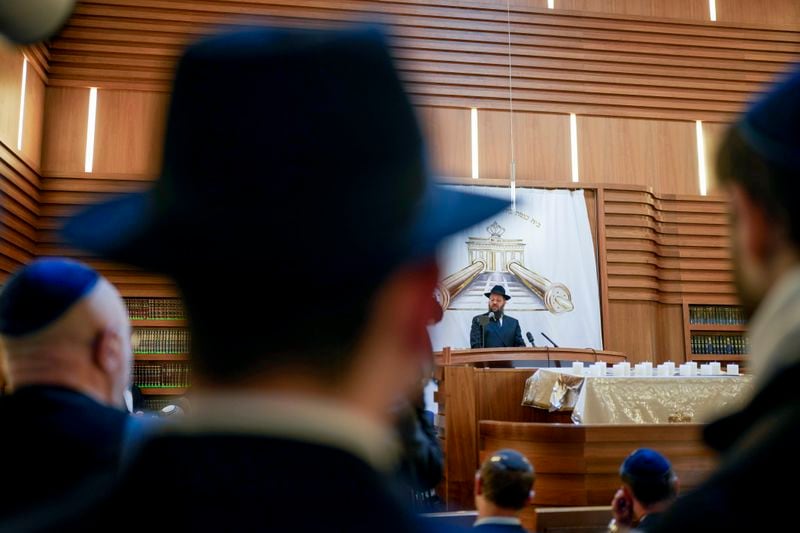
[85,87,98,173]
[16,57,28,151]
[569,113,579,182]
[506,0,517,210]
[709,0,717,21]
[471,107,479,179]
[696,120,708,196]
[547,0,555,9]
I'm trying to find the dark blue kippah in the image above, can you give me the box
[738,63,800,171]
[0,258,100,336]
[620,448,671,481]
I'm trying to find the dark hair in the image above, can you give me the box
[479,449,535,510]
[717,126,800,246]
[622,470,677,506]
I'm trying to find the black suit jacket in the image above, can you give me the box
[15,434,455,532]
[470,313,525,349]
[0,386,129,520]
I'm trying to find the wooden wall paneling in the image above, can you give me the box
[476,369,535,422]
[92,90,169,176]
[656,303,686,364]
[416,106,471,178]
[47,1,800,123]
[33,173,180,297]
[702,121,731,196]
[0,153,39,212]
[577,116,699,195]
[515,112,571,185]
[0,224,35,260]
[443,366,573,510]
[475,368,571,424]
[682,300,692,365]
[479,421,716,506]
[443,365,478,509]
[22,43,50,83]
[0,241,31,274]
[600,187,738,360]
[0,44,45,279]
[477,110,570,183]
[21,69,46,169]
[477,109,512,182]
[603,188,735,304]
[41,87,89,174]
[606,301,657,362]
[596,187,610,347]
[35,176,151,264]
[583,188,598,253]
[0,144,40,275]
[0,44,23,150]
[508,0,548,9]
[555,0,709,21]
[716,0,800,28]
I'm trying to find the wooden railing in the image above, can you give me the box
[435,347,627,366]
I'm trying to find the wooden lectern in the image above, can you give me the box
[433,347,626,509]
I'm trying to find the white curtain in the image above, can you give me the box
[429,186,603,351]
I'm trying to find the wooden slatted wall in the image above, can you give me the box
[0,42,47,275]
[1,0,799,359]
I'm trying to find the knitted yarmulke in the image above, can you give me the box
[620,448,672,481]
[0,258,99,336]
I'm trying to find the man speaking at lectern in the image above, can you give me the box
[470,285,525,349]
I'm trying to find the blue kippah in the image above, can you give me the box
[738,63,800,171]
[620,448,671,481]
[0,258,100,336]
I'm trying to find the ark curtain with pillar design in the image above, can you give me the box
[429,186,602,352]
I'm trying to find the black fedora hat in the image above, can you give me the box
[61,25,507,280]
[484,285,511,300]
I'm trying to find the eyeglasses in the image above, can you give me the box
[488,451,533,473]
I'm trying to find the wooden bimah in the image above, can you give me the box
[434,347,717,513]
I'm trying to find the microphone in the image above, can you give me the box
[526,332,536,347]
[541,332,559,348]
[488,311,496,321]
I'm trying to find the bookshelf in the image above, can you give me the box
[125,297,191,400]
[682,300,748,369]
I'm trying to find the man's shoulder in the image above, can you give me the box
[503,314,520,324]
[646,401,800,531]
[0,386,128,425]
[19,434,424,531]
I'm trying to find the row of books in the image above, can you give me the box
[132,328,190,354]
[124,297,185,320]
[691,334,749,355]
[133,362,191,388]
[688,305,745,325]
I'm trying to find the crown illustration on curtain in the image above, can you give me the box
[487,220,506,238]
